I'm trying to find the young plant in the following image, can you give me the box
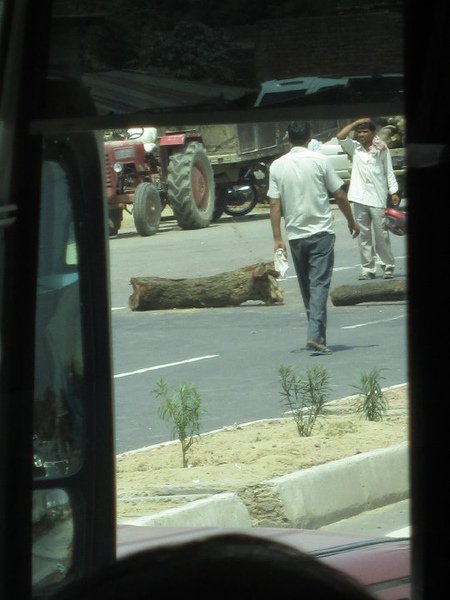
[352,368,388,421]
[153,378,204,467]
[278,365,331,437]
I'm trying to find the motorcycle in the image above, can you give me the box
[213,161,269,220]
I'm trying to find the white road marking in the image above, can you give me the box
[387,526,410,538]
[114,355,219,379]
[278,257,407,279]
[284,267,356,278]
[342,315,405,329]
[333,264,365,272]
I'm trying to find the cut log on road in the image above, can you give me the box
[129,262,284,311]
[330,279,406,306]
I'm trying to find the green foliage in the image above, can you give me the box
[135,22,233,84]
[352,368,389,421]
[153,378,204,467]
[63,0,404,71]
[278,365,331,437]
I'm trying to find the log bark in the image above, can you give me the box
[128,262,284,311]
[330,279,406,306]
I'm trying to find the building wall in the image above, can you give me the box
[226,12,403,87]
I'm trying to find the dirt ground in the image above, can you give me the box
[116,385,408,520]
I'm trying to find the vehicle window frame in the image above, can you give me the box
[31,130,116,595]
[2,2,450,599]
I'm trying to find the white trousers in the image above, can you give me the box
[353,203,395,275]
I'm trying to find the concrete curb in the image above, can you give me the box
[120,441,409,529]
[120,492,253,528]
[265,441,408,528]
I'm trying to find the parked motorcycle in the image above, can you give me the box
[213,161,269,220]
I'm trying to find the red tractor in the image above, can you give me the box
[104,127,216,236]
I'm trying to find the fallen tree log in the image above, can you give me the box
[330,279,406,306]
[128,262,284,311]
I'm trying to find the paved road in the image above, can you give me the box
[109,207,408,453]
[319,499,410,538]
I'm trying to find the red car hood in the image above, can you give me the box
[117,525,410,599]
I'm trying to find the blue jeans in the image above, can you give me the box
[289,232,335,346]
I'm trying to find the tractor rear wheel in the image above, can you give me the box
[133,182,161,236]
[167,142,215,229]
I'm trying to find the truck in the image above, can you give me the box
[198,118,406,218]
[185,122,289,220]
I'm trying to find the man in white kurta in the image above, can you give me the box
[337,118,400,279]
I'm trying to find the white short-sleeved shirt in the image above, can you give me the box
[267,146,343,240]
[339,137,398,208]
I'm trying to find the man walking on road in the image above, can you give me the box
[268,121,360,356]
[336,118,400,280]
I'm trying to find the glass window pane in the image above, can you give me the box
[42,2,404,122]
[107,117,409,541]
[32,489,73,589]
[32,150,87,590]
[34,158,84,478]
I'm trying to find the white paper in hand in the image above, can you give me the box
[274,249,289,276]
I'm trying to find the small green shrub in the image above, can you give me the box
[153,378,204,467]
[352,368,388,421]
[278,365,331,437]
